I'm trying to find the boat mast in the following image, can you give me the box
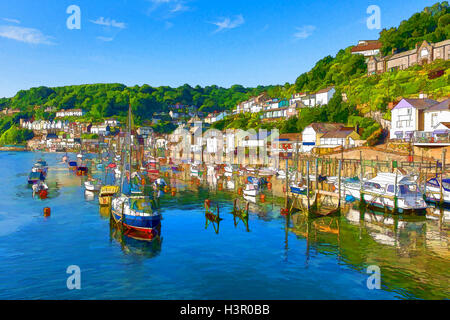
[128,98,132,174]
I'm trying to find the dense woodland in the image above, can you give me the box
[0,2,448,144]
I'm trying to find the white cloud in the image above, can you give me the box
[90,17,126,29]
[97,36,114,42]
[147,0,190,17]
[293,25,316,40]
[3,18,20,24]
[0,25,54,44]
[170,3,188,13]
[211,15,245,33]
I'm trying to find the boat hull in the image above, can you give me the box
[111,209,162,232]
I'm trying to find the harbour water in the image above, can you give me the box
[0,151,448,299]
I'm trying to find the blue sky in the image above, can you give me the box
[0,0,436,98]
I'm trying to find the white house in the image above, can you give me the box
[55,109,85,118]
[90,125,110,136]
[104,118,119,127]
[301,123,345,152]
[390,98,438,139]
[423,99,450,133]
[211,111,228,123]
[351,40,382,57]
[315,86,335,106]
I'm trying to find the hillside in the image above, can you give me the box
[0,1,448,143]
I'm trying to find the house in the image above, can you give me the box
[274,133,302,153]
[367,39,450,75]
[301,123,345,152]
[55,109,85,118]
[104,118,119,127]
[390,98,438,139]
[351,40,382,57]
[211,111,228,123]
[315,86,335,105]
[242,131,273,148]
[319,127,361,148]
[137,126,153,136]
[90,125,110,136]
[423,98,450,134]
[1,108,21,115]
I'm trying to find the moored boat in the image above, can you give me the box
[337,172,427,214]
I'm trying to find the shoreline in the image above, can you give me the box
[0,146,28,151]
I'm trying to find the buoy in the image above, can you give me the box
[43,207,51,217]
[267,182,272,190]
[39,190,48,199]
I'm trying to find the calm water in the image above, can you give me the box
[0,151,448,300]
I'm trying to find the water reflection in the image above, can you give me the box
[288,203,449,299]
[109,219,162,258]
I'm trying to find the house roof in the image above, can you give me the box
[351,40,382,53]
[307,123,345,133]
[394,98,438,110]
[276,133,302,141]
[315,86,335,94]
[433,39,450,48]
[426,98,450,112]
[321,127,357,139]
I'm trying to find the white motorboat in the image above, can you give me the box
[84,179,102,192]
[424,176,450,204]
[337,172,427,214]
[243,183,258,197]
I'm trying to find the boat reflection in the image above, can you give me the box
[288,204,449,299]
[109,219,162,258]
[84,190,95,201]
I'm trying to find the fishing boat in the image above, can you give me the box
[337,172,427,214]
[111,101,162,238]
[99,185,119,207]
[68,161,78,171]
[28,171,45,184]
[290,182,307,195]
[76,165,88,176]
[32,180,48,195]
[424,176,450,204]
[34,160,48,177]
[243,183,258,197]
[190,165,201,177]
[224,165,234,177]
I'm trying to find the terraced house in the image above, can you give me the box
[367,39,450,75]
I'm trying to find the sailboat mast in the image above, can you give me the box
[128,101,132,173]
